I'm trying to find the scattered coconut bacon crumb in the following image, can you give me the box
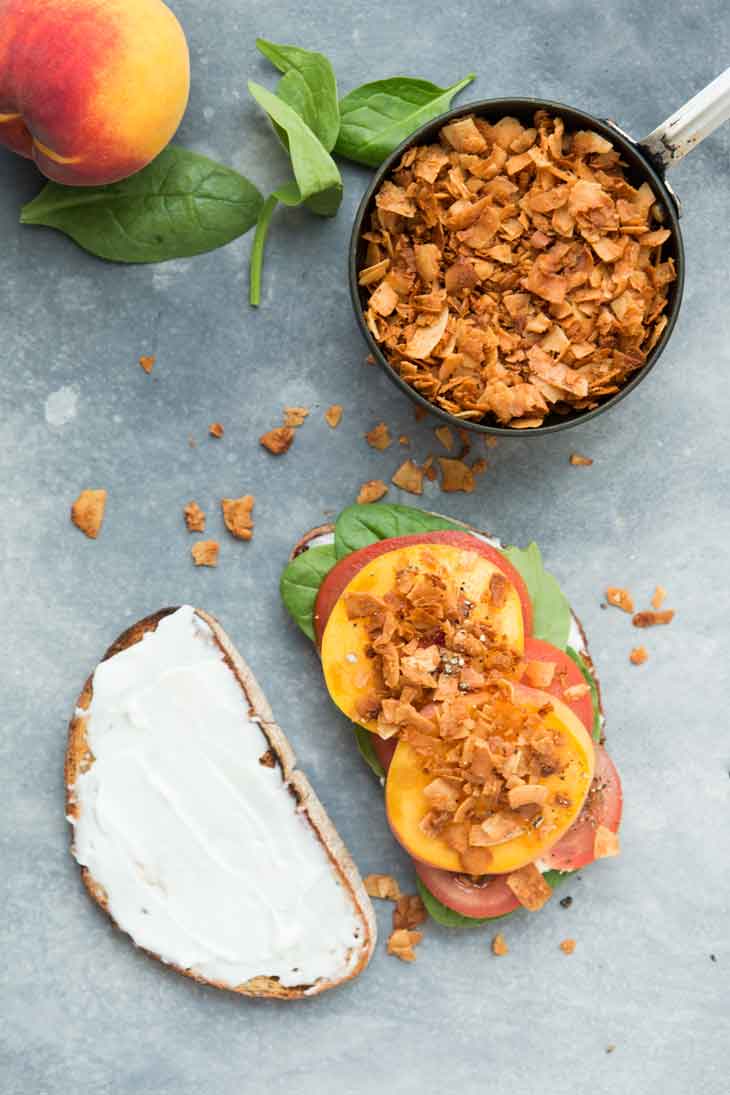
[363,874,401,901]
[221,495,254,541]
[359,112,675,428]
[633,609,674,628]
[435,425,454,450]
[570,452,593,466]
[560,938,576,954]
[651,585,667,610]
[209,422,224,438]
[471,457,488,475]
[387,928,423,962]
[191,540,219,567]
[357,479,389,504]
[71,489,107,539]
[325,404,343,428]
[138,354,155,374]
[392,458,424,494]
[506,863,552,911]
[630,646,649,666]
[399,434,410,446]
[260,426,295,455]
[439,456,475,492]
[606,586,634,612]
[491,933,509,956]
[366,421,392,450]
[183,501,206,533]
[393,894,427,931]
[283,406,309,428]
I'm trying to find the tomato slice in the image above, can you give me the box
[314,529,532,645]
[371,735,397,773]
[543,745,622,871]
[523,637,595,734]
[415,861,520,919]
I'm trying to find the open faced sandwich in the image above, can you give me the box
[280,503,622,925]
[65,605,375,997]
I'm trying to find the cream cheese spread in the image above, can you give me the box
[70,606,363,990]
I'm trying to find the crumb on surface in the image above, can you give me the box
[221,495,254,541]
[439,456,475,492]
[209,422,224,438]
[570,451,593,466]
[651,585,667,610]
[325,404,343,428]
[393,894,427,931]
[491,933,509,956]
[630,645,648,665]
[387,928,422,962]
[260,426,295,455]
[606,586,634,613]
[138,354,155,374]
[560,938,576,954]
[71,489,107,539]
[365,422,392,450]
[357,479,389,504]
[633,609,674,628]
[192,540,219,567]
[283,406,309,428]
[364,874,401,901]
[183,501,206,533]
[392,458,424,494]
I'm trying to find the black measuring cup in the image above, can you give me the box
[349,68,730,435]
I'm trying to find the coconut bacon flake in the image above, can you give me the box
[360,111,675,428]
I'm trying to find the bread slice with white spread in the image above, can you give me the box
[65,605,376,998]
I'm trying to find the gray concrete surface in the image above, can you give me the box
[1,1,728,1092]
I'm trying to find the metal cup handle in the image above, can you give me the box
[641,66,730,168]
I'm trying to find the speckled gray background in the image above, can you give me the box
[2,1,729,1092]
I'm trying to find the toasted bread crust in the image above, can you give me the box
[66,608,376,1000]
[287,516,605,731]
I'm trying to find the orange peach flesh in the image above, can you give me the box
[320,543,524,733]
[385,687,595,874]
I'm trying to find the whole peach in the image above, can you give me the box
[0,0,190,185]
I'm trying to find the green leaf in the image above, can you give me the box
[417,869,572,928]
[279,544,336,640]
[566,647,602,742]
[334,503,463,559]
[20,146,264,263]
[256,38,339,152]
[248,80,343,217]
[335,74,475,168]
[500,542,571,649]
[353,725,385,779]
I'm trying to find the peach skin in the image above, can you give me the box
[0,0,190,185]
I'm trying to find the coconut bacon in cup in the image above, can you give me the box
[358,111,676,429]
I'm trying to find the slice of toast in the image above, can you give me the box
[287,516,604,731]
[65,606,376,999]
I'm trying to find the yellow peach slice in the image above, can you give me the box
[385,685,595,874]
[321,543,524,733]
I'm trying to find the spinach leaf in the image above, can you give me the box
[248,81,343,215]
[353,726,385,779]
[500,542,571,650]
[566,647,602,742]
[20,147,263,263]
[256,38,339,152]
[279,544,336,641]
[418,869,571,928]
[335,74,475,168]
[334,503,463,559]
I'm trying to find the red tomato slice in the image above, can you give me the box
[314,530,532,646]
[371,735,397,773]
[523,637,595,733]
[543,745,622,871]
[414,860,520,919]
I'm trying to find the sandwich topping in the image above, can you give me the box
[68,606,364,990]
[321,543,594,877]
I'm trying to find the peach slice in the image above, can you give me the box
[321,543,524,733]
[385,685,595,875]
